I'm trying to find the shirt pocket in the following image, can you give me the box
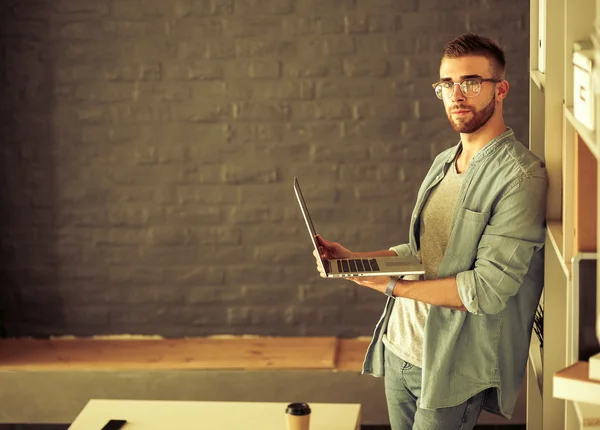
[448,208,491,267]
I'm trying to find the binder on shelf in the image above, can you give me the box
[573,48,595,131]
[570,254,600,372]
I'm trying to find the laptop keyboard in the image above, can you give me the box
[337,258,380,273]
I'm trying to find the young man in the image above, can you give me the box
[313,34,547,429]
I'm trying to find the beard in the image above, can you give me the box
[447,95,496,134]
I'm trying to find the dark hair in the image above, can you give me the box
[443,33,506,79]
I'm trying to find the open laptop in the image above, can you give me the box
[294,177,425,278]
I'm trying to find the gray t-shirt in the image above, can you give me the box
[384,156,464,367]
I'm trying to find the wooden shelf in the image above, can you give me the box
[548,220,573,279]
[565,106,599,160]
[574,401,600,429]
[531,69,546,92]
[554,361,600,405]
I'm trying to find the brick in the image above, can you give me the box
[339,164,400,182]
[228,205,284,224]
[172,0,234,17]
[235,38,297,57]
[55,65,103,82]
[93,228,143,246]
[205,39,236,59]
[146,83,192,102]
[233,102,289,121]
[316,79,373,98]
[292,101,352,121]
[229,17,282,37]
[108,104,173,123]
[139,246,199,265]
[344,15,367,34]
[102,21,153,37]
[103,63,162,81]
[188,82,228,99]
[187,286,238,305]
[59,43,119,62]
[343,58,389,77]
[177,185,239,204]
[163,62,223,80]
[283,59,343,78]
[236,0,295,15]
[176,41,208,60]
[398,12,469,33]
[111,0,173,17]
[367,15,396,32]
[299,0,355,14]
[283,16,345,35]
[353,100,412,120]
[171,103,230,123]
[58,22,105,40]
[108,266,165,284]
[108,208,152,227]
[339,304,384,326]
[222,163,278,184]
[75,83,133,103]
[249,81,312,100]
[178,165,223,183]
[241,284,297,305]
[367,140,424,162]
[227,306,295,326]
[165,207,224,224]
[357,0,418,11]
[146,226,190,246]
[57,208,107,227]
[325,36,356,56]
[299,284,356,303]
[253,245,307,264]
[189,226,242,245]
[228,124,285,143]
[54,0,109,16]
[341,120,402,141]
[12,2,52,20]
[231,60,281,79]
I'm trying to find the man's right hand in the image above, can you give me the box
[313,235,353,261]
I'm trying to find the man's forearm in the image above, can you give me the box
[351,250,397,258]
[392,277,467,311]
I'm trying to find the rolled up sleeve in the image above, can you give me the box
[389,243,412,257]
[456,175,547,315]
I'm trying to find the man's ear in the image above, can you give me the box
[496,80,509,101]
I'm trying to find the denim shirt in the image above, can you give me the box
[362,128,547,418]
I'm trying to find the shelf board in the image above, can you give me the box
[529,333,543,395]
[530,69,546,92]
[565,106,599,159]
[554,361,600,405]
[547,220,572,279]
[574,401,600,429]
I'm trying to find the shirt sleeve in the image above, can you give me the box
[389,243,412,257]
[456,175,548,315]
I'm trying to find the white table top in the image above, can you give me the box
[68,399,361,430]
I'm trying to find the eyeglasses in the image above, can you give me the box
[432,77,502,100]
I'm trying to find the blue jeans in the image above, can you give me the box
[384,345,486,430]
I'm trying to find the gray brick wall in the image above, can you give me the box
[0,0,530,338]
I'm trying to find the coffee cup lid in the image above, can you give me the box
[286,402,311,416]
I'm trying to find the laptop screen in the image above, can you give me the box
[293,177,328,274]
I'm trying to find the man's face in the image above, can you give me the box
[438,56,499,134]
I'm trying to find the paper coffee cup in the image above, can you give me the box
[285,402,311,430]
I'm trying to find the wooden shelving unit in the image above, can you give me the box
[529,0,600,428]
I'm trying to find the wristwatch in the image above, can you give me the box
[384,276,399,297]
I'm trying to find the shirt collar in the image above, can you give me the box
[445,127,515,164]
